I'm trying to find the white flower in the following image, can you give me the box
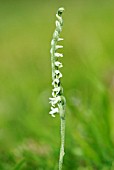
[55,53,63,57]
[53,87,61,92]
[55,61,63,68]
[52,87,61,97]
[49,107,59,117]
[49,96,61,106]
[49,97,56,106]
[55,45,63,50]
[58,7,64,13]
[58,38,64,41]
[52,78,60,87]
[55,70,62,79]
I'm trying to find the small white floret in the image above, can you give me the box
[55,61,63,68]
[49,107,59,117]
[49,96,61,106]
[52,78,59,87]
[55,45,63,50]
[53,87,61,92]
[58,38,64,41]
[52,87,61,97]
[55,70,62,78]
[55,53,63,57]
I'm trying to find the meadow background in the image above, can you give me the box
[0,0,114,169]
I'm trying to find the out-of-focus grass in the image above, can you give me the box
[0,0,114,169]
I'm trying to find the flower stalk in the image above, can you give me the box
[49,7,66,170]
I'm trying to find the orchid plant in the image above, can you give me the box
[49,7,66,170]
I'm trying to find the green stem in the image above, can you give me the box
[59,100,66,170]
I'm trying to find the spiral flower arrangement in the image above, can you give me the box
[49,7,66,118]
[49,7,66,170]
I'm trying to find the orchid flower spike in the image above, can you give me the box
[49,7,65,118]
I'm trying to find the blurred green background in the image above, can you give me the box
[0,0,114,169]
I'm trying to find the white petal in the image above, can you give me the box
[50,48,53,54]
[49,107,58,117]
[58,7,64,12]
[49,97,55,101]
[51,39,55,46]
[49,107,59,114]
[52,87,61,97]
[55,53,63,57]
[58,38,64,41]
[51,114,55,117]
[49,96,61,105]
[55,70,62,78]
[52,78,59,86]
[55,61,63,68]
[55,45,63,50]
[53,87,61,92]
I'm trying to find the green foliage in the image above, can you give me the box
[13,159,25,170]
